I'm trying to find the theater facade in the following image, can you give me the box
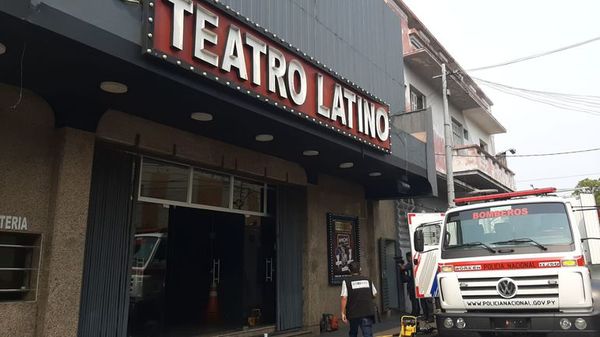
[0,0,436,336]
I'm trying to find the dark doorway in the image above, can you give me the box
[128,204,276,337]
[166,207,244,333]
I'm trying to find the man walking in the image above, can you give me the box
[340,262,377,337]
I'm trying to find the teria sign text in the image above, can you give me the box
[0,215,28,231]
[145,0,391,152]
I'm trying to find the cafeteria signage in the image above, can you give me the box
[0,215,28,231]
[143,0,392,152]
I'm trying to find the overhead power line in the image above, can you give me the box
[467,35,600,72]
[473,77,600,117]
[435,147,600,157]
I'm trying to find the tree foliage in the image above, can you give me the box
[573,178,600,205]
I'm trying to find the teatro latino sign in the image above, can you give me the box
[143,0,392,152]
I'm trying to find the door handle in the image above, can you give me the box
[265,258,273,282]
[212,259,220,284]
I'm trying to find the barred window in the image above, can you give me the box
[0,232,41,302]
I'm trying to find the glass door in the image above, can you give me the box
[128,202,169,337]
[128,203,277,337]
[242,215,276,329]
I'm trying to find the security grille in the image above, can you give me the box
[458,274,559,310]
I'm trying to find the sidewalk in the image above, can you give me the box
[318,313,436,337]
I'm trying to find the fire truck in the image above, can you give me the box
[412,188,600,336]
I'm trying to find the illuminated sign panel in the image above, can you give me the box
[143,0,391,152]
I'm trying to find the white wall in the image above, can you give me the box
[403,66,494,153]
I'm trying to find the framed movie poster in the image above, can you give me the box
[327,213,360,285]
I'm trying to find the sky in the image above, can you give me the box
[402,0,600,192]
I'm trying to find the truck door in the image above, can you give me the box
[408,213,444,299]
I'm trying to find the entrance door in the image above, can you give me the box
[408,213,443,299]
[164,207,276,336]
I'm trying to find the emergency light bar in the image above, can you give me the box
[454,187,557,205]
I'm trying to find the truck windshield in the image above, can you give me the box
[443,202,573,257]
[133,236,159,268]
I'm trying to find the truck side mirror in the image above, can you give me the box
[414,229,425,252]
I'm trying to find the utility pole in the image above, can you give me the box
[441,63,455,207]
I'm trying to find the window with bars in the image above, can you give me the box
[451,118,463,146]
[480,139,489,152]
[0,232,41,302]
[409,86,427,111]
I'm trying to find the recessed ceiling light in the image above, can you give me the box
[0,43,6,56]
[303,150,319,156]
[369,172,382,177]
[190,112,213,121]
[339,162,354,169]
[255,134,274,142]
[100,81,128,94]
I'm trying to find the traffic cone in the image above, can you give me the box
[205,280,220,323]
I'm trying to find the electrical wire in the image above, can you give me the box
[435,147,600,157]
[474,78,600,103]
[10,43,26,110]
[467,35,600,72]
[473,78,600,117]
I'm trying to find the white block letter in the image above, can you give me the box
[375,107,390,141]
[221,25,248,80]
[168,0,193,50]
[287,59,307,105]
[357,96,364,132]
[245,33,267,86]
[363,100,376,137]
[343,88,356,128]
[317,73,330,118]
[194,4,219,67]
[268,46,288,98]
[331,84,347,125]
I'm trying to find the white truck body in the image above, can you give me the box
[413,190,600,336]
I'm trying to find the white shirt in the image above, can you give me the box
[340,279,377,297]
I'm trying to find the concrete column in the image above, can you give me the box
[302,174,369,333]
[36,128,95,337]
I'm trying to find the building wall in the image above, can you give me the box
[0,84,95,337]
[96,110,308,186]
[372,200,399,312]
[304,174,371,332]
[0,85,55,337]
[373,201,397,248]
[404,66,495,173]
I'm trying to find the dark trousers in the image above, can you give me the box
[349,317,373,337]
[407,283,420,316]
[420,298,432,320]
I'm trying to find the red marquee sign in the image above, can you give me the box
[143,0,391,152]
